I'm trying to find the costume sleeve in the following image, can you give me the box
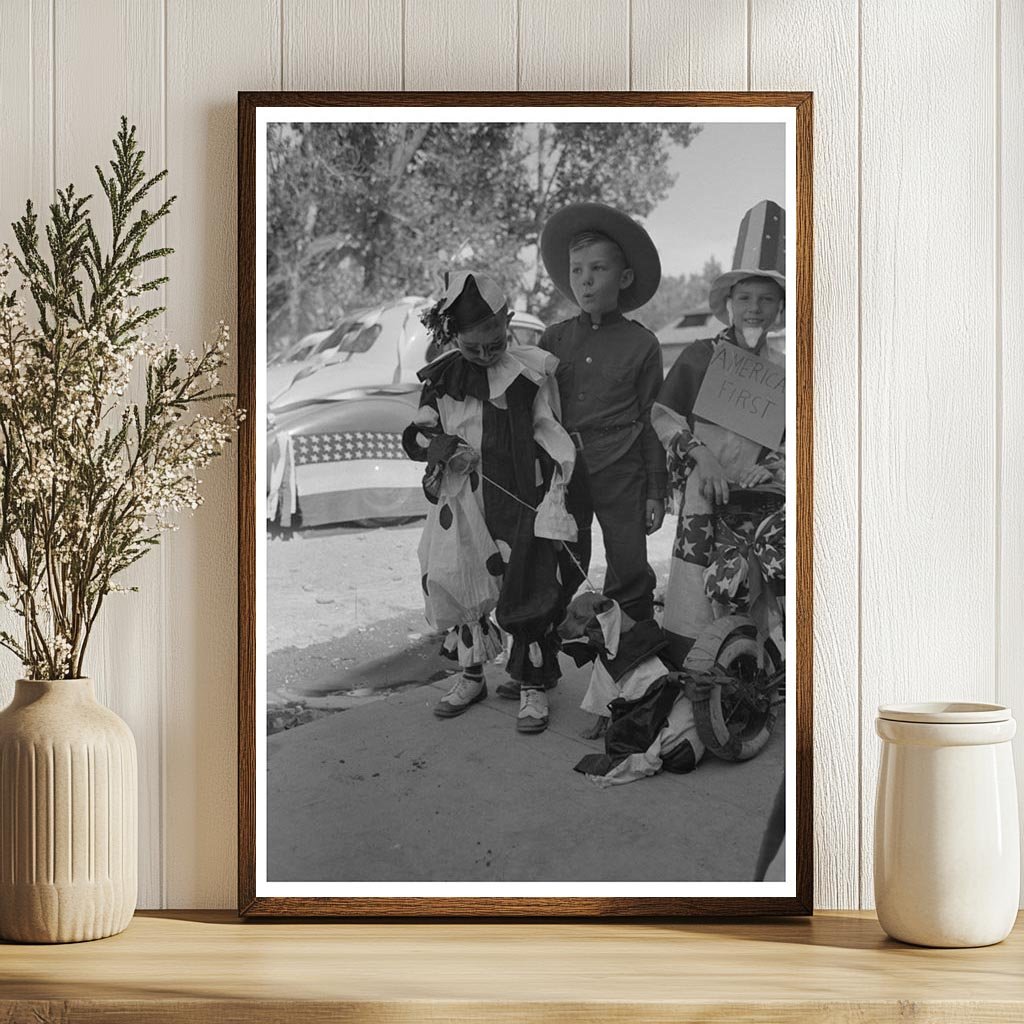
[637,340,668,501]
[400,386,441,462]
[650,400,704,488]
[650,401,692,449]
[652,339,717,484]
[532,373,575,483]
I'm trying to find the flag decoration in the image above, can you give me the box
[700,507,786,615]
[674,513,715,567]
[702,519,753,614]
[292,431,407,466]
[269,428,427,528]
[732,199,785,275]
[753,508,786,594]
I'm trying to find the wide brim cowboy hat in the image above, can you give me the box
[540,203,661,313]
[708,269,786,325]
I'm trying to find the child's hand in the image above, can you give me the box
[692,448,730,505]
[446,445,480,475]
[737,465,774,488]
[645,499,665,535]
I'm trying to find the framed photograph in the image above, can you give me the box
[238,91,812,916]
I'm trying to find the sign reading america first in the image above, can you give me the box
[692,340,786,449]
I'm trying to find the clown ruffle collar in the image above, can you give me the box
[418,344,558,402]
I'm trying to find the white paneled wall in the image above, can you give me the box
[0,0,1019,910]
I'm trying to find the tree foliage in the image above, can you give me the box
[267,121,702,352]
[632,257,725,333]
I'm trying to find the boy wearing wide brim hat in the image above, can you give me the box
[651,199,786,665]
[535,202,668,628]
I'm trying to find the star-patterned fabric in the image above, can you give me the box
[292,431,406,466]
[674,513,715,567]
[753,508,786,592]
[702,519,755,615]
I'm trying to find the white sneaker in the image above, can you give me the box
[516,687,549,733]
[434,675,487,718]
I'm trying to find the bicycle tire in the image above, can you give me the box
[684,615,779,762]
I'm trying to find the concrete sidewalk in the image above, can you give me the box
[267,652,785,883]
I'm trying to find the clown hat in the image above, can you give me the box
[540,202,661,312]
[439,271,508,331]
[709,200,786,324]
[420,271,509,348]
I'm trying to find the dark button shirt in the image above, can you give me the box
[539,310,668,498]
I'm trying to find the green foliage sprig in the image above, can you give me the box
[0,117,241,679]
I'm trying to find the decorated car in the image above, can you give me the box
[267,298,545,529]
[269,298,543,412]
[268,326,334,367]
[267,298,425,409]
[267,385,426,529]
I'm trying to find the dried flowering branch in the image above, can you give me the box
[0,117,241,679]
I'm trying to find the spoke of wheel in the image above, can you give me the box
[724,700,744,726]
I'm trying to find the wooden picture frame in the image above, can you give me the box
[238,91,813,917]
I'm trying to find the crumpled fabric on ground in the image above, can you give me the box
[575,674,704,786]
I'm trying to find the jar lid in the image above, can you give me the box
[877,701,1011,724]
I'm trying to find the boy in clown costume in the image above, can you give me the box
[402,272,577,735]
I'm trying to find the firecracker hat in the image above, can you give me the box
[709,199,786,324]
[540,202,662,313]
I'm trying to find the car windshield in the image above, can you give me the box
[276,340,318,363]
[316,319,382,357]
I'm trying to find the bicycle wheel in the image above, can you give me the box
[684,615,779,761]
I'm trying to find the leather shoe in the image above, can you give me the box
[434,676,487,718]
[497,678,558,700]
[516,688,549,734]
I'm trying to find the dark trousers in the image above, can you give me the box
[566,442,657,621]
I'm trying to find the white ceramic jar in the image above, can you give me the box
[874,702,1019,947]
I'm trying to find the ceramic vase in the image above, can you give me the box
[0,678,137,943]
[874,702,1019,948]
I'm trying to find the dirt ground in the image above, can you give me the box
[266,515,678,726]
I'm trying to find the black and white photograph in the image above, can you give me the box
[245,97,807,911]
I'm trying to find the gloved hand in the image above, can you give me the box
[446,444,480,476]
[422,434,471,502]
[425,433,462,468]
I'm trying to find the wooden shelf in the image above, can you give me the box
[2,910,1022,1022]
